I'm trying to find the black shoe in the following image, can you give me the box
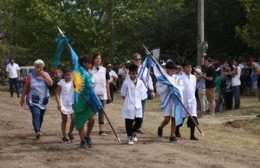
[85,137,93,147]
[136,129,144,134]
[98,130,107,136]
[190,136,199,141]
[176,132,182,138]
[157,127,163,137]
[62,137,70,142]
[80,140,89,148]
[169,136,178,142]
[68,133,75,141]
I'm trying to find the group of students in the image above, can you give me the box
[18,51,260,148]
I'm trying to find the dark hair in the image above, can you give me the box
[91,52,103,65]
[9,58,14,61]
[181,61,193,67]
[204,57,213,63]
[128,64,138,72]
[166,61,177,69]
[64,67,73,74]
[79,56,91,67]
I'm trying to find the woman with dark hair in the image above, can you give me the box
[91,52,111,136]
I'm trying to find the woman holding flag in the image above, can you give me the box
[133,53,154,134]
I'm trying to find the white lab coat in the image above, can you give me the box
[92,66,108,100]
[156,73,183,117]
[121,77,147,119]
[180,73,197,117]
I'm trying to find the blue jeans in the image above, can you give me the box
[232,86,240,109]
[29,105,46,133]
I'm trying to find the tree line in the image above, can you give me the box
[0,0,259,68]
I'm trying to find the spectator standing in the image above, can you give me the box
[230,59,241,109]
[107,64,118,102]
[200,57,216,115]
[6,58,20,97]
[194,66,208,117]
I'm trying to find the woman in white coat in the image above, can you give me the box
[91,52,112,136]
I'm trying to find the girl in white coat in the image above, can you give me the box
[121,64,147,145]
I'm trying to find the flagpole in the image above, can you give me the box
[143,45,205,137]
[56,27,121,142]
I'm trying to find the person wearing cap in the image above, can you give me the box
[157,61,183,142]
[107,63,118,102]
[194,66,208,117]
[20,59,53,140]
[179,62,199,140]
[6,58,21,97]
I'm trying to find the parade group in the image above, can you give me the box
[4,52,260,148]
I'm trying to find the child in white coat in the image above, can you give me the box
[121,64,147,145]
[157,61,183,142]
[55,69,75,142]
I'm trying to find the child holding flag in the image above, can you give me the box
[157,61,183,142]
[121,64,147,145]
[55,68,75,142]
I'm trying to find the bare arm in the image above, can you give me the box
[55,85,62,111]
[20,82,29,107]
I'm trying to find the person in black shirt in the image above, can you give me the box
[198,58,216,115]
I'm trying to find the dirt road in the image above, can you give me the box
[0,90,259,168]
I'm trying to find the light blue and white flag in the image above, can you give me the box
[138,52,183,126]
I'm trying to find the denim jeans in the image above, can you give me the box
[29,105,46,133]
[232,85,240,109]
[9,78,19,97]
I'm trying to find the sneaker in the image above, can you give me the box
[98,130,107,136]
[85,137,93,147]
[157,127,163,137]
[68,134,75,141]
[35,132,41,140]
[132,133,138,142]
[62,137,70,142]
[80,140,89,148]
[169,136,178,142]
[136,129,144,134]
[127,136,134,145]
[190,136,199,141]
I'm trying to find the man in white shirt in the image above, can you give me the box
[107,64,118,102]
[6,58,20,97]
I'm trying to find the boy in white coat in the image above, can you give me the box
[178,62,199,140]
[121,64,147,145]
[157,61,183,142]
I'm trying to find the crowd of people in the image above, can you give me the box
[2,54,259,148]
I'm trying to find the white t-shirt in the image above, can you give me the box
[57,79,74,114]
[109,70,118,83]
[6,63,20,78]
[232,66,241,86]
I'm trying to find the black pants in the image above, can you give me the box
[125,118,142,137]
[9,78,19,97]
[225,91,233,110]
